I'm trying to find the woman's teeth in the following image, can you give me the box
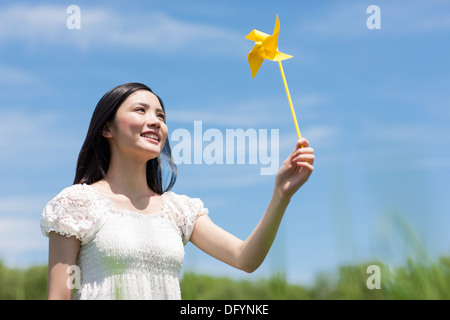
[141,133,159,141]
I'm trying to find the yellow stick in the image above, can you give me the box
[278,60,301,139]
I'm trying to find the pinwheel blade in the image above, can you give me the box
[245,29,270,42]
[248,49,264,78]
[272,51,293,61]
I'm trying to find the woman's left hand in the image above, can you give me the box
[275,138,315,201]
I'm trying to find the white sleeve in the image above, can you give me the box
[165,192,209,245]
[40,185,100,245]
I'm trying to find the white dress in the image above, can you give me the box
[40,183,208,300]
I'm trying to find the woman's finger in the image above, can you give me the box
[292,154,315,164]
[295,138,309,150]
[296,161,314,172]
[292,147,314,157]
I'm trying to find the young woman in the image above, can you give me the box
[41,82,315,300]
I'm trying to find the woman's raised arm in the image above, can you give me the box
[190,138,314,273]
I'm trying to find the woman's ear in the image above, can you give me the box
[102,122,113,139]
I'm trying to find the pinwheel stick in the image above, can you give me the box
[278,61,301,139]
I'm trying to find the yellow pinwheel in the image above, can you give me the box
[245,14,302,139]
[245,14,292,78]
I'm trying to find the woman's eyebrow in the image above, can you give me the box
[131,102,150,108]
[131,102,164,113]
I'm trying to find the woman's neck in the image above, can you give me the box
[103,153,155,198]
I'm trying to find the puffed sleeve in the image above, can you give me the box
[40,184,102,245]
[164,192,209,245]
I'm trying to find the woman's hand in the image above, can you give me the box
[275,138,315,201]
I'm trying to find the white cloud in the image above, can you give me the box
[293,94,329,110]
[0,65,53,99]
[0,217,47,266]
[296,0,450,39]
[0,65,40,85]
[168,99,283,127]
[0,4,65,42]
[301,124,339,146]
[0,194,58,266]
[0,3,245,55]
[362,120,449,146]
[168,93,329,128]
[0,194,50,216]
[315,118,450,173]
[0,110,80,166]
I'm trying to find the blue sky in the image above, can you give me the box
[0,0,449,286]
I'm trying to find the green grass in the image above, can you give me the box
[1,254,449,299]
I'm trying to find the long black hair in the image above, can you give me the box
[73,82,177,194]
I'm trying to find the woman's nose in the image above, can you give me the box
[146,113,161,128]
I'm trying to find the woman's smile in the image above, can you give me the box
[141,130,161,144]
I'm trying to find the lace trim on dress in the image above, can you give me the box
[40,184,109,245]
[40,184,209,246]
[84,184,167,219]
[163,192,209,245]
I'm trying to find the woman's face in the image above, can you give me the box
[103,90,168,161]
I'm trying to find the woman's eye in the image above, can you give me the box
[157,113,166,121]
